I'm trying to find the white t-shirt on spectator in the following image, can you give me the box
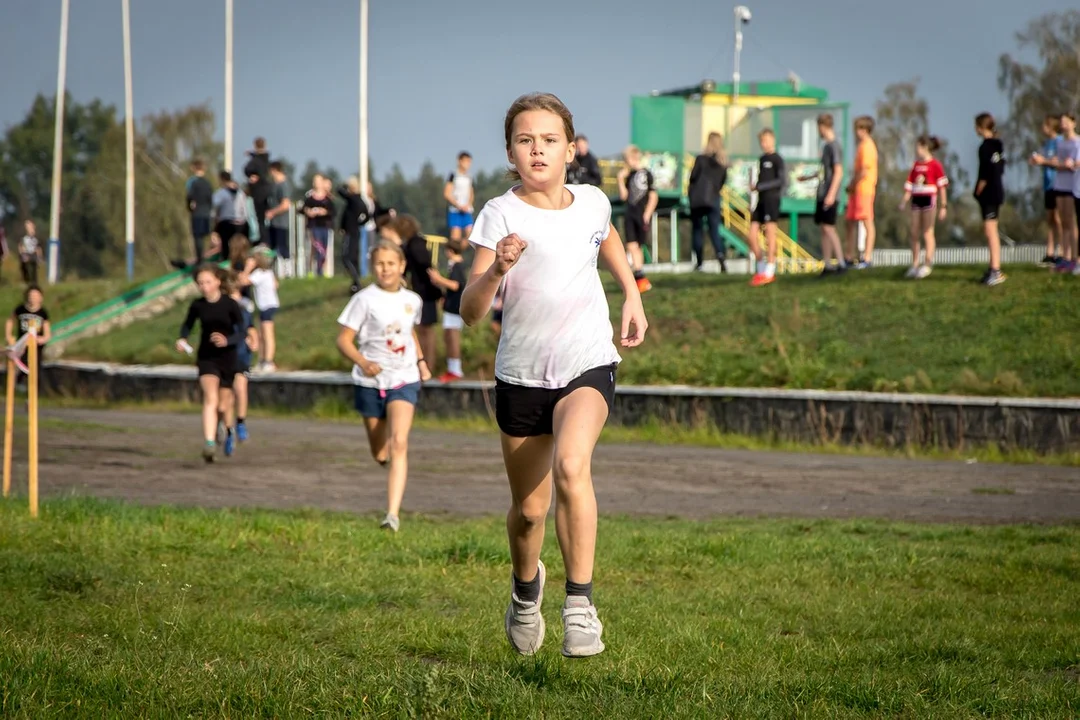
[249,268,280,311]
[469,184,621,389]
[337,284,422,389]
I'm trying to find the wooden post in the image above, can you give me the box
[3,357,13,497]
[27,334,38,518]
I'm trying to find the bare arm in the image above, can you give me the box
[643,190,659,221]
[39,320,51,344]
[826,164,844,203]
[336,326,378,376]
[443,182,458,209]
[617,169,629,201]
[598,223,647,347]
[5,317,14,346]
[460,247,501,326]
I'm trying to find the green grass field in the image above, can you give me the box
[1,498,1077,717]
[0,277,135,334]
[64,265,1080,397]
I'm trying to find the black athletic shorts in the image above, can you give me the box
[624,210,647,245]
[813,198,837,226]
[495,364,617,437]
[979,199,1001,221]
[420,299,439,326]
[197,352,237,390]
[214,221,248,246]
[911,194,934,210]
[752,194,781,224]
[1044,189,1058,211]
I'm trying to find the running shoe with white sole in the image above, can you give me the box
[982,269,1007,286]
[904,265,919,279]
[505,559,546,655]
[562,595,605,658]
[379,513,400,532]
[915,265,932,279]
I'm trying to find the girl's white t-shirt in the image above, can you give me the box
[470,184,621,389]
[249,268,280,310]
[337,284,423,389]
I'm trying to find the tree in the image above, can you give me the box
[872,79,976,248]
[998,10,1080,220]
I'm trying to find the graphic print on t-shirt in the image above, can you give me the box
[625,169,653,207]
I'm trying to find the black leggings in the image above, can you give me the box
[690,206,725,266]
[341,231,361,285]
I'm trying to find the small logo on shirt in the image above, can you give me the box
[591,231,603,248]
[404,304,414,314]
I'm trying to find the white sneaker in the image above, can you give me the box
[904,265,919,279]
[561,596,605,658]
[505,560,545,655]
[915,265,933,279]
[379,513,399,532]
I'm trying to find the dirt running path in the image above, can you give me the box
[13,409,1079,524]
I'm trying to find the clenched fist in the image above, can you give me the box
[492,233,528,277]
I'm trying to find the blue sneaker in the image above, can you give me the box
[224,431,235,457]
[236,421,249,442]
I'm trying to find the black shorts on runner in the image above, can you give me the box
[198,353,237,390]
[752,194,781,224]
[624,211,647,246]
[495,364,617,438]
[911,195,934,210]
[979,200,1001,221]
[1044,189,1058,211]
[420,299,439,326]
[813,199,837,226]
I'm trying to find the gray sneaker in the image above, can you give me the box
[562,596,605,658]
[505,560,545,655]
[379,513,399,532]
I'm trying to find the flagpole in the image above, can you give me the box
[47,0,71,285]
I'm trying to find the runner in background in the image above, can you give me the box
[393,214,442,375]
[225,272,258,450]
[336,241,432,532]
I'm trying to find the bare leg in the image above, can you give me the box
[924,214,937,267]
[1057,195,1077,262]
[764,222,778,265]
[444,328,461,373]
[384,400,415,517]
[748,221,763,262]
[218,387,235,430]
[234,373,249,420]
[1046,208,1060,257]
[551,388,609,585]
[863,216,877,264]
[909,210,922,267]
[822,225,842,265]
[199,375,220,442]
[501,433,555,584]
[261,321,276,365]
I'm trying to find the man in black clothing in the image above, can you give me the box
[568,134,603,186]
[179,159,214,268]
[337,176,372,294]
[749,128,785,286]
[243,137,271,245]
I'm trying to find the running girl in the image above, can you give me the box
[242,246,280,372]
[460,93,648,659]
[1033,113,1080,272]
[176,265,244,462]
[899,135,948,279]
[974,113,1007,286]
[335,241,432,532]
[226,273,259,447]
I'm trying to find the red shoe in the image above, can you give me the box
[749,272,775,287]
[636,277,653,292]
[438,372,464,383]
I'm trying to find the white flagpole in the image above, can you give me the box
[224,0,234,172]
[47,0,71,285]
[122,0,135,280]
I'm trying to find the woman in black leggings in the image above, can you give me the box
[687,132,729,272]
[338,176,373,294]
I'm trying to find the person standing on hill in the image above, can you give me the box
[445,152,475,244]
[568,134,603,187]
[974,113,1007,286]
[617,145,656,292]
[243,137,271,245]
[845,116,878,268]
[181,159,214,268]
[687,131,729,273]
[799,114,844,275]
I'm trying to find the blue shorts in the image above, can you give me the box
[354,382,421,419]
[259,306,278,322]
[447,209,473,230]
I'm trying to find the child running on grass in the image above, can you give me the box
[241,246,280,372]
[898,135,948,279]
[335,241,432,532]
[226,272,259,447]
[427,239,468,382]
[176,265,244,463]
[974,113,1007,286]
[460,92,648,659]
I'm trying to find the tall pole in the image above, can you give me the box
[359,0,369,196]
[122,0,135,280]
[731,8,743,132]
[47,0,70,285]
[224,0,233,172]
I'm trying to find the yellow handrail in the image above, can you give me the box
[721,187,822,274]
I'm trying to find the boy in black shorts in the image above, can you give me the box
[749,129,785,287]
[800,114,844,274]
[617,145,656,292]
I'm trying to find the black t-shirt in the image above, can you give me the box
[336,187,371,236]
[186,176,214,218]
[568,152,603,186]
[623,168,655,209]
[180,296,242,360]
[443,260,468,315]
[12,305,48,348]
[404,235,442,302]
[818,141,842,201]
[756,153,786,198]
[688,155,728,209]
[977,138,1006,205]
[303,193,335,229]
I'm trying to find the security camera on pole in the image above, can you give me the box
[732,5,751,108]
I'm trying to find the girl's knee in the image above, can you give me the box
[388,432,409,456]
[512,499,549,528]
[553,454,591,486]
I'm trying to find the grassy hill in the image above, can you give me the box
[64,265,1080,397]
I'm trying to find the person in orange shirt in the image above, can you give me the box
[845,116,878,268]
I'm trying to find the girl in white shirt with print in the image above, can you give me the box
[336,241,432,532]
[460,93,648,659]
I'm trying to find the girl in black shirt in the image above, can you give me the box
[687,132,729,272]
[974,113,1007,286]
[176,264,244,462]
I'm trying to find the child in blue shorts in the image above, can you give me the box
[335,240,432,532]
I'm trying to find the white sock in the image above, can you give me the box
[447,358,462,376]
[765,263,776,277]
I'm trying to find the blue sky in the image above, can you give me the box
[0,0,1074,181]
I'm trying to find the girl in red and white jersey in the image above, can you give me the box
[899,135,949,279]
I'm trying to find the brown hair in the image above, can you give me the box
[221,269,240,296]
[758,128,775,139]
[229,236,251,267]
[817,113,834,129]
[854,116,875,134]
[503,93,575,181]
[375,214,394,232]
[370,239,406,265]
[975,113,997,135]
[191,158,205,172]
[254,137,266,151]
[917,135,942,153]
[1045,115,1061,133]
[388,214,421,241]
[703,132,727,164]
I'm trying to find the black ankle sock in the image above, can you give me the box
[632,269,645,280]
[237,417,245,425]
[565,579,593,603]
[513,570,541,603]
